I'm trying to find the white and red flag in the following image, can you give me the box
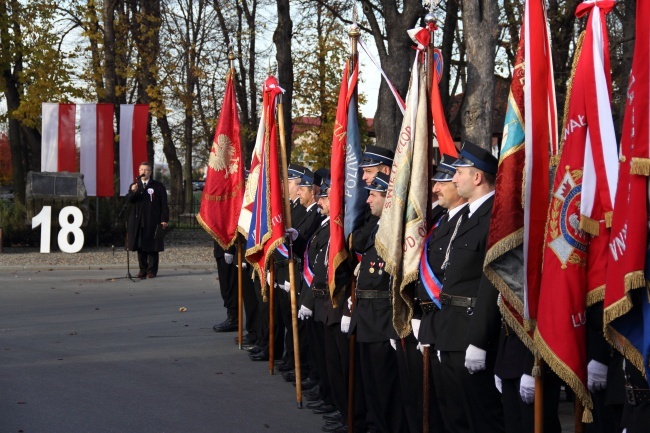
[119,104,149,195]
[41,103,76,172]
[197,70,245,248]
[80,104,114,197]
[534,0,617,422]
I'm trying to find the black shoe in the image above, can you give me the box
[313,404,337,414]
[278,363,294,373]
[294,377,318,390]
[322,421,345,432]
[323,411,342,422]
[304,390,321,402]
[249,351,269,361]
[137,271,147,279]
[233,333,257,345]
[282,371,296,382]
[213,318,238,332]
[306,400,324,409]
[246,345,263,353]
[241,343,256,351]
[322,422,346,433]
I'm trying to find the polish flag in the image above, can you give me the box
[119,104,149,195]
[80,104,115,197]
[41,103,76,172]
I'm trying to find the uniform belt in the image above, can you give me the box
[355,289,390,299]
[312,288,328,298]
[625,385,650,405]
[440,292,476,308]
[420,301,437,313]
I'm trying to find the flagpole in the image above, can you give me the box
[269,258,276,374]
[277,94,303,408]
[534,357,544,433]
[345,17,361,433]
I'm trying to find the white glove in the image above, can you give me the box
[266,271,271,287]
[464,344,487,374]
[494,375,503,394]
[417,343,429,355]
[520,374,535,404]
[588,359,608,392]
[298,305,312,320]
[341,315,351,333]
[224,253,234,264]
[354,262,361,276]
[411,319,421,340]
[283,281,291,293]
[390,339,397,350]
[242,262,248,269]
[347,296,353,310]
[285,228,299,241]
[437,350,441,362]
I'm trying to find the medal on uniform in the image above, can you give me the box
[369,262,375,273]
[378,262,384,275]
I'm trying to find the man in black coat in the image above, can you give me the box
[126,161,169,278]
[348,172,407,433]
[433,140,504,433]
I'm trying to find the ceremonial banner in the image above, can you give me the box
[375,56,429,338]
[244,76,285,286]
[604,0,650,382]
[80,104,115,197]
[41,103,76,172]
[535,1,617,421]
[484,0,557,349]
[328,60,360,294]
[197,71,245,249]
[119,104,149,195]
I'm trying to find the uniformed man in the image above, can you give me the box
[433,140,504,433]
[414,154,468,433]
[347,172,407,433]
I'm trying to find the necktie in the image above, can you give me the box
[441,206,469,270]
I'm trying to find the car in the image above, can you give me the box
[192,181,205,191]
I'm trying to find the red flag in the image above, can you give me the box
[328,60,358,292]
[604,0,650,379]
[119,104,149,195]
[197,71,245,249]
[484,0,557,348]
[244,76,285,286]
[80,104,115,197]
[534,2,617,422]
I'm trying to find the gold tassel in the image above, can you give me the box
[582,408,593,423]
[532,354,541,377]
[631,157,650,176]
[604,211,613,228]
[580,215,600,236]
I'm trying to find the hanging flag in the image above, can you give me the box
[80,104,115,197]
[407,25,457,159]
[41,103,76,172]
[604,0,650,383]
[375,53,430,338]
[244,76,285,287]
[483,0,557,350]
[119,104,149,195]
[534,1,617,422]
[197,70,245,249]
[328,59,360,294]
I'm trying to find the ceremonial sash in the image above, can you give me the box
[277,243,289,259]
[303,246,315,287]
[419,219,443,308]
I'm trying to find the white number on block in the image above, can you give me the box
[32,206,84,253]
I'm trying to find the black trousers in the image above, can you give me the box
[138,251,159,275]
[215,256,237,319]
[501,370,562,433]
[310,320,333,405]
[438,350,505,433]
[240,267,260,337]
[358,341,407,433]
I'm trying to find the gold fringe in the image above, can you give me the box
[586,285,605,307]
[558,32,586,155]
[604,326,648,377]
[579,215,600,236]
[483,229,524,267]
[485,266,525,315]
[603,296,633,328]
[328,250,349,297]
[582,408,593,423]
[196,213,237,249]
[625,271,647,291]
[549,154,561,167]
[604,211,613,228]
[630,157,650,176]
[499,303,536,354]
[534,328,594,422]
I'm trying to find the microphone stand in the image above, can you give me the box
[107,178,142,282]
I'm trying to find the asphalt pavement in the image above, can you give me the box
[0,268,325,433]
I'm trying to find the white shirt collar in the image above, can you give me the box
[321,216,330,226]
[468,190,495,218]
[305,202,317,212]
[448,203,468,220]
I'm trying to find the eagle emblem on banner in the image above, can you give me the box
[548,168,588,268]
[209,134,239,178]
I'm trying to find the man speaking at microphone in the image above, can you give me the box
[126,161,169,279]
